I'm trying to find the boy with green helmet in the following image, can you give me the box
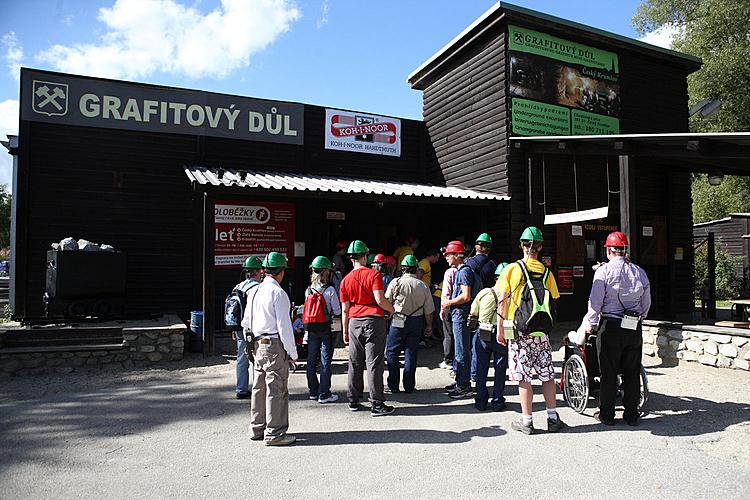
[231,255,264,399]
[496,227,565,435]
[304,255,341,404]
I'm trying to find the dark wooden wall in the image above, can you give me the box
[421,26,508,194]
[15,106,431,319]
[694,216,750,276]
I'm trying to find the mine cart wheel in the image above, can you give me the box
[563,353,589,414]
[67,301,87,318]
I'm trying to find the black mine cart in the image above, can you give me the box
[44,250,127,319]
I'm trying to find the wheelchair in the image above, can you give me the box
[560,330,649,414]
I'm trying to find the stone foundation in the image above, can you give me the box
[642,320,750,371]
[0,315,187,376]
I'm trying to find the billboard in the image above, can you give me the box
[324,108,401,157]
[21,68,304,144]
[214,201,295,268]
[508,25,621,136]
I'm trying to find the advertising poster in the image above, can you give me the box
[214,200,295,268]
[558,267,574,295]
[509,25,620,136]
[324,108,401,157]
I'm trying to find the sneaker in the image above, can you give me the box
[443,383,457,394]
[250,433,264,441]
[308,394,318,400]
[348,402,367,412]
[511,419,534,435]
[547,413,567,433]
[265,434,296,446]
[448,386,473,399]
[384,387,400,394]
[449,370,456,380]
[594,411,615,426]
[490,401,507,412]
[236,392,250,400]
[438,360,452,369]
[318,394,339,404]
[624,414,639,427]
[371,403,395,416]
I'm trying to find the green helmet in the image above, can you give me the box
[520,226,544,243]
[346,240,369,255]
[476,233,492,245]
[310,255,332,270]
[494,262,509,276]
[262,251,288,269]
[242,256,262,270]
[367,253,376,266]
[401,255,419,267]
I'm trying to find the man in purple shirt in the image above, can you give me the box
[585,231,651,427]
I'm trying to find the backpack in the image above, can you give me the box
[224,280,257,331]
[457,264,483,300]
[302,285,332,327]
[512,260,556,337]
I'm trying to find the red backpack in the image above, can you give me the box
[303,285,332,326]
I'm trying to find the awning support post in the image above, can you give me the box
[618,154,637,258]
[202,191,216,356]
[707,232,717,319]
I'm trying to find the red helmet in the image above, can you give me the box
[443,240,465,255]
[605,231,629,248]
[385,256,397,266]
[335,240,348,249]
[373,253,387,264]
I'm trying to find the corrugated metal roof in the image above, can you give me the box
[185,167,509,201]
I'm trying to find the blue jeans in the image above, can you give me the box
[386,316,424,392]
[471,330,478,381]
[236,337,249,395]
[452,314,471,389]
[473,332,508,409]
[307,330,334,399]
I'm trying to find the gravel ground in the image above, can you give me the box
[1,333,749,499]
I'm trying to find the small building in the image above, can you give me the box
[694,213,750,287]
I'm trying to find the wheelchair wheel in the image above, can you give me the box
[563,353,589,414]
[638,365,649,411]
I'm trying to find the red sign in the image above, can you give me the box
[558,267,574,295]
[214,200,295,268]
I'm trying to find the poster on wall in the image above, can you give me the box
[214,200,295,268]
[557,267,574,295]
[508,25,620,136]
[324,108,401,157]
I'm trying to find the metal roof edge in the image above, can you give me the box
[694,217,732,228]
[510,132,750,141]
[408,1,702,90]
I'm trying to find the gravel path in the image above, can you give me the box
[1,337,749,499]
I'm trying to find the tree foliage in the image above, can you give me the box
[633,0,750,132]
[694,242,743,300]
[692,174,750,223]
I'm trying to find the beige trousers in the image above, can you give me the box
[250,338,290,440]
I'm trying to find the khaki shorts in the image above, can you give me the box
[508,336,554,383]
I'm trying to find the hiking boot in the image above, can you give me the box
[443,383,457,394]
[511,419,534,435]
[318,394,339,404]
[265,434,296,446]
[371,403,395,416]
[490,401,507,412]
[348,402,367,412]
[448,386,473,399]
[236,392,250,400]
[594,411,615,426]
[624,414,639,426]
[547,413,567,433]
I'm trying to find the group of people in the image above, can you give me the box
[229,226,651,445]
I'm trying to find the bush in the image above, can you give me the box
[694,243,743,300]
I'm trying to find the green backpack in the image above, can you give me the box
[512,260,556,336]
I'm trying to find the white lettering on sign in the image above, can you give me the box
[248,107,298,136]
[215,204,272,225]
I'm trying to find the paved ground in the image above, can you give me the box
[1,332,749,499]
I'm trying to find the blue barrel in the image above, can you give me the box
[189,311,204,353]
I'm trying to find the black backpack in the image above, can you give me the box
[512,260,556,336]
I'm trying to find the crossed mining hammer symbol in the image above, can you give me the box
[35,84,65,111]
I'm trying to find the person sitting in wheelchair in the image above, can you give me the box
[584,231,651,427]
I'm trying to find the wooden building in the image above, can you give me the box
[694,214,750,286]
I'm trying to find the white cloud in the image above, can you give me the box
[1,32,23,82]
[0,99,19,192]
[317,0,329,29]
[639,24,680,49]
[36,0,301,80]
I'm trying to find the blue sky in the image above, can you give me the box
[0,0,670,191]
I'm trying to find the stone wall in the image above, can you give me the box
[642,321,750,371]
[0,316,187,376]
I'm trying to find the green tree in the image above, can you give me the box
[634,1,750,224]
[633,0,750,133]
[694,242,743,300]
[0,184,9,253]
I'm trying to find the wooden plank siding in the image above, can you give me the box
[421,27,508,195]
[694,215,750,278]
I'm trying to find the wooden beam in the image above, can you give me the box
[619,155,637,258]
[202,191,216,356]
